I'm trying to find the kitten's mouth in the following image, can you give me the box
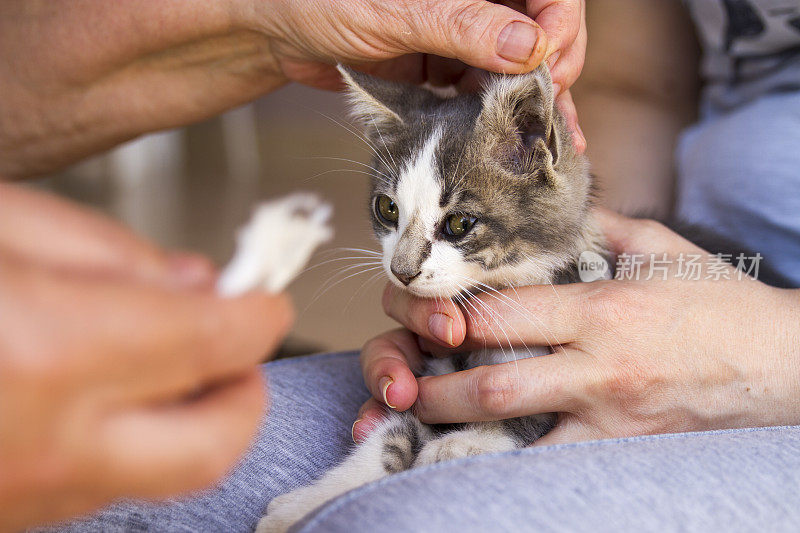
[389,277,471,300]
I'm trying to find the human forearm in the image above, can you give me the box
[1,0,591,179]
[571,0,700,217]
[0,0,287,178]
[774,288,800,410]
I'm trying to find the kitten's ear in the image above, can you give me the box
[478,66,562,182]
[337,65,405,132]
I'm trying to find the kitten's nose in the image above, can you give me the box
[391,268,421,286]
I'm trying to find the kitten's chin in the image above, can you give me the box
[390,279,465,300]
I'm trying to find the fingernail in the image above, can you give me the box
[546,50,561,69]
[352,417,379,444]
[552,83,562,96]
[379,377,396,409]
[352,419,363,443]
[428,313,454,346]
[497,22,539,63]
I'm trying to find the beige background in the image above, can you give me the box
[42,83,396,354]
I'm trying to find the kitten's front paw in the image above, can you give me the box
[414,430,516,466]
[256,489,318,533]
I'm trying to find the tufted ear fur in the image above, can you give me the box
[337,65,407,133]
[477,66,562,183]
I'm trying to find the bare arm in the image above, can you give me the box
[0,0,586,179]
[571,0,701,217]
[0,1,290,177]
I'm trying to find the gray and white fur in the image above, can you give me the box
[257,65,608,533]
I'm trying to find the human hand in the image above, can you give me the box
[0,185,293,530]
[354,208,800,444]
[263,0,586,150]
[0,184,216,287]
[1,1,584,176]
[527,0,587,151]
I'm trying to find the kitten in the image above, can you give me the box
[256,65,607,533]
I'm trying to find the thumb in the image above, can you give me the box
[398,0,548,73]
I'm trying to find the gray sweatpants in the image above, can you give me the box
[55,352,800,532]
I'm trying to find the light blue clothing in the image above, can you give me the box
[677,0,800,286]
[676,89,800,287]
[52,353,800,533]
[297,425,800,533]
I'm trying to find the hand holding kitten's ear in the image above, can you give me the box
[267,0,586,111]
[267,0,550,85]
[522,0,587,152]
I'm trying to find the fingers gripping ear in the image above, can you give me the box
[395,0,547,73]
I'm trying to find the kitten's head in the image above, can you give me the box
[340,65,604,298]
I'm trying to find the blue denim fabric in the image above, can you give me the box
[298,424,800,533]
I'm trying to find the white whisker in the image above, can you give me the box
[300,257,382,276]
[370,116,398,172]
[303,265,384,312]
[335,247,382,256]
[305,107,397,172]
[300,156,394,184]
[344,269,387,312]
[302,168,389,185]
[455,279,522,375]
[453,280,508,363]
[463,276,558,353]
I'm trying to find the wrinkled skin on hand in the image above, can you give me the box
[264,0,586,149]
[0,0,585,177]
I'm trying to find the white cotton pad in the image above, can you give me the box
[216,193,333,297]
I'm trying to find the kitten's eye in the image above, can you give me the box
[375,194,399,226]
[444,214,477,238]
